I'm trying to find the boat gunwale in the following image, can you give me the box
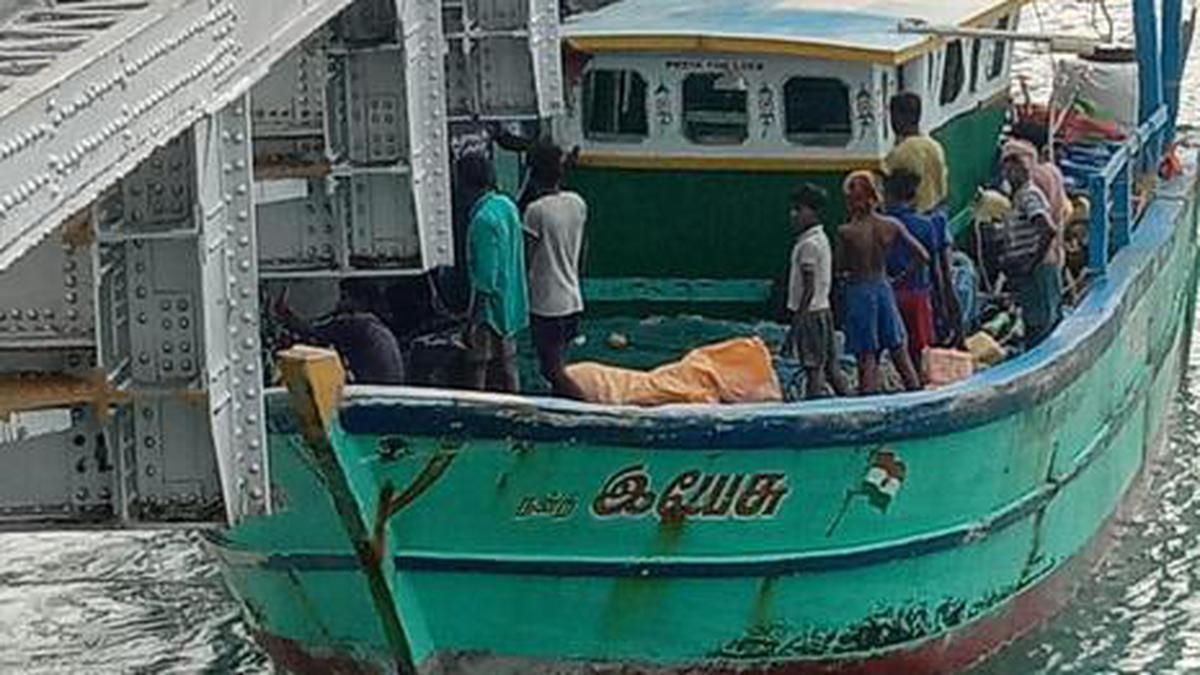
[218,363,1158,577]
[263,170,1197,450]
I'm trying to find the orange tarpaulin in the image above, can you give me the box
[565,337,783,406]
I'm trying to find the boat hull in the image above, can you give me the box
[208,173,1200,673]
[243,469,1157,675]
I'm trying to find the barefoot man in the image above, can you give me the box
[837,171,929,395]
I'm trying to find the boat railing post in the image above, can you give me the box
[1162,0,1185,141]
[1089,174,1111,276]
[1142,107,1167,174]
[1134,0,1165,147]
[1113,159,1132,249]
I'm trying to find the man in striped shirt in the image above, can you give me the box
[999,143,1063,347]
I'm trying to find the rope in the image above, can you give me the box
[1090,0,1116,44]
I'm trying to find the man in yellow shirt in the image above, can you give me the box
[885,92,948,214]
[884,92,961,346]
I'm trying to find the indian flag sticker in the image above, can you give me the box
[863,450,906,512]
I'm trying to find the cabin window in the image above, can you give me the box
[783,77,851,146]
[682,72,749,145]
[988,16,1011,80]
[939,40,966,106]
[969,39,982,93]
[582,69,649,141]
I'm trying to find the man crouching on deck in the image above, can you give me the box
[785,184,850,399]
[838,171,929,395]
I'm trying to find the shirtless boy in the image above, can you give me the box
[837,171,929,394]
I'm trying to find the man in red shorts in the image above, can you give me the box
[883,168,941,370]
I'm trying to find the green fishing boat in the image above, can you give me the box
[0,0,1191,673]
[201,1,1200,674]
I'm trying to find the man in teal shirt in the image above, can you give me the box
[458,152,529,392]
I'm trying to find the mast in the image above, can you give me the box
[1162,0,1185,140]
[1133,0,1165,129]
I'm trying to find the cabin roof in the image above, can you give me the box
[564,0,1026,64]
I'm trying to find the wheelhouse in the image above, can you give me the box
[555,0,1026,303]
[560,0,1023,173]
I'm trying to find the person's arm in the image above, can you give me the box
[576,195,589,278]
[468,212,502,310]
[1016,188,1056,276]
[934,141,950,208]
[797,265,817,314]
[834,227,848,276]
[784,265,815,360]
[522,204,542,267]
[273,287,314,339]
[934,215,962,341]
[898,232,926,284]
[892,219,930,267]
[784,242,815,357]
[902,256,923,286]
[1027,213,1057,275]
[939,247,964,346]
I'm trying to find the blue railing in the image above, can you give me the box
[1055,0,1180,278]
[1059,105,1169,276]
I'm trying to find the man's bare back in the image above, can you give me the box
[838,213,901,282]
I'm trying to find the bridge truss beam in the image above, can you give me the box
[0,0,358,273]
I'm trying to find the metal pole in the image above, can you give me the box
[895,20,1104,54]
[1162,0,1184,140]
[1132,0,1164,127]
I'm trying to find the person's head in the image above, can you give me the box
[1000,141,1036,188]
[889,92,923,137]
[789,183,828,233]
[456,151,496,196]
[338,279,379,314]
[528,140,565,187]
[883,168,920,207]
[284,278,340,321]
[843,170,883,219]
[1010,119,1049,153]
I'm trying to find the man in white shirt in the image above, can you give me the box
[786,184,850,399]
[524,142,587,398]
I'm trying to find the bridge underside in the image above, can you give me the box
[0,0,559,529]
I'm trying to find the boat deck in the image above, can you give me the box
[269,151,1199,450]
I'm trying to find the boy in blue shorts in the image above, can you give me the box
[837,171,929,394]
